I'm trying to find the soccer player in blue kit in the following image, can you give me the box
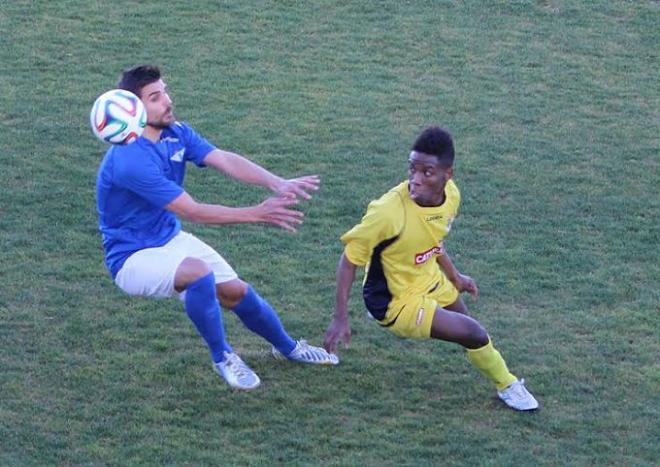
[96,65,337,391]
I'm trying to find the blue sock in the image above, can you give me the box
[184,272,232,363]
[232,286,296,355]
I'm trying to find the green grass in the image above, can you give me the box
[1,0,658,465]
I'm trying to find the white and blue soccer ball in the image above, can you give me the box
[90,89,146,144]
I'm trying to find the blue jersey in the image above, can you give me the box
[96,122,215,278]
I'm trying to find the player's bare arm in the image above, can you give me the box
[166,191,304,232]
[324,252,357,353]
[203,150,320,200]
[436,251,479,300]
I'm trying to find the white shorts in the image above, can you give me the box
[114,231,238,298]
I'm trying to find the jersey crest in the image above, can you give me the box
[414,244,443,265]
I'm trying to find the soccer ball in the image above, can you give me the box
[90,89,147,144]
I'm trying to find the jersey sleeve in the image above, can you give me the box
[447,179,461,217]
[340,192,404,266]
[445,179,461,225]
[115,154,184,208]
[179,122,216,167]
[438,180,461,250]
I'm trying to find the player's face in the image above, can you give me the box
[140,79,175,128]
[407,151,453,207]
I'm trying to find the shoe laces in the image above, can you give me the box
[509,379,527,399]
[296,339,326,357]
[224,352,252,378]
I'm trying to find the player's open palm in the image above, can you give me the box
[256,194,304,232]
[324,318,351,354]
[275,175,320,200]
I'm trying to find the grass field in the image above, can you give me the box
[1,1,658,465]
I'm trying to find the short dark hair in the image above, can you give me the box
[411,126,455,168]
[117,65,161,98]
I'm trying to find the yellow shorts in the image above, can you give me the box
[377,276,459,339]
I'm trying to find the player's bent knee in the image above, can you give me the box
[467,322,489,349]
[216,279,248,308]
[174,257,212,292]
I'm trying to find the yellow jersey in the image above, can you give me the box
[341,180,460,320]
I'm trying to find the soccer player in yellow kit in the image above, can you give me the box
[324,126,538,411]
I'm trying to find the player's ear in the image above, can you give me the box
[446,167,454,179]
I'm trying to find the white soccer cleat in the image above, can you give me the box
[497,378,539,411]
[272,339,339,365]
[214,351,261,391]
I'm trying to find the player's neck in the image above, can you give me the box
[414,193,446,208]
[142,125,163,142]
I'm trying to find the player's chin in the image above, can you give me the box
[412,195,433,207]
[149,116,175,129]
[409,191,424,204]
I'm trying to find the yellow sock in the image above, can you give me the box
[466,339,517,390]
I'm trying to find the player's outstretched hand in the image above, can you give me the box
[324,317,351,354]
[455,273,479,300]
[255,193,304,232]
[275,175,320,200]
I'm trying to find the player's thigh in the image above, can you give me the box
[177,231,238,285]
[429,273,469,314]
[380,295,437,339]
[115,238,190,298]
[379,274,460,338]
[115,231,238,299]
[429,273,460,309]
[430,308,488,349]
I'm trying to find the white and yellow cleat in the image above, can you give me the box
[497,378,539,411]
